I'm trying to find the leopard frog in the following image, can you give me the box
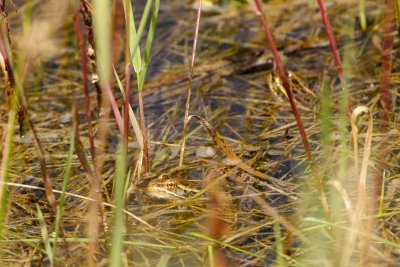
[145,173,200,200]
[145,168,264,200]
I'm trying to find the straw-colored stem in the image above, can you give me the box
[179,0,203,168]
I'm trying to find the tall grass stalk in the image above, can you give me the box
[108,145,127,266]
[124,64,131,156]
[93,1,111,85]
[122,0,157,172]
[91,0,112,264]
[137,0,160,173]
[0,87,17,242]
[330,24,352,266]
[123,0,132,158]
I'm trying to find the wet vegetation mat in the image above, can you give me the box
[0,0,399,266]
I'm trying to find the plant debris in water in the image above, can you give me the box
[0,0,399,266]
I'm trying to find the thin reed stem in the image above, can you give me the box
[316,0,347,92]
[379,0,394,129]
[252,0,312,162]
[74,11,97,167]
[138,91,150,172]
[179,0,203,168]
[252,0,331,218]
[124,64,131,155]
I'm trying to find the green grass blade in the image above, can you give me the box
[131,0,152,75]
[0,106,16,242]
[108,144,127,267]
[138,0,160,91]
[123,0,153,75]
[378,173,386,215]
[36,203,53,264]
[359,0,367,30]
[93,0,111,84]
[122,0,142,72]
[123,168,132,201]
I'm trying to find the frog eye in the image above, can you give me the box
[160,174,169,180]
[167,183,175,189]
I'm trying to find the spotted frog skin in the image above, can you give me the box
[145,174,199,200]
[145,168,264,200]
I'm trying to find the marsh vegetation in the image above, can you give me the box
[0,0,399,266]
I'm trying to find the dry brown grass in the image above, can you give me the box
[0,0,399,266]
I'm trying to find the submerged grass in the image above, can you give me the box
[0,0,399,266]
[52,105,75,262]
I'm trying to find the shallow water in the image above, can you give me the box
[1,0,399,266]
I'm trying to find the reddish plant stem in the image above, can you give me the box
[104,83,124,134]
[0,23,15,104]
[74,12,110,242]
[77,4,126,137]
[0,0,5,12]
[0,5,25,136]
[379,0,394,130]
[80,0,102,110]
[253,1,331,218]
[74,11,96,167]
[253,0,312,162]
[362,0,395,264]
[316,0,346,90]
[0,1,10,47]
